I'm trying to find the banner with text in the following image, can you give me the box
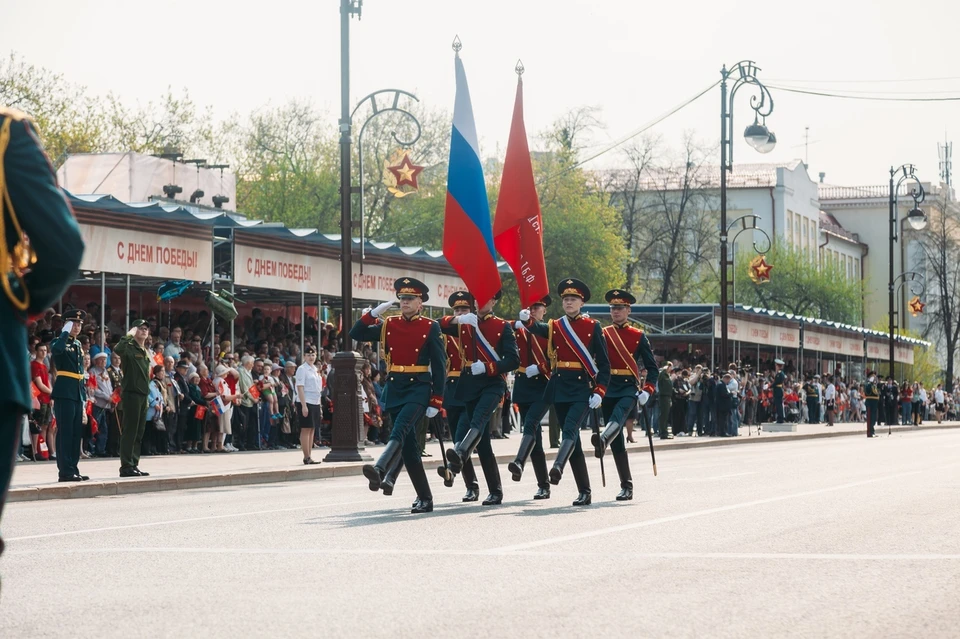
[803,329,846,356]
[714,316,799,348]
[234,243,465,306]
[78,224,212,281]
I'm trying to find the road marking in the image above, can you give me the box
[485,469,924,554]
[677,472,757,482]
[8,547,960,562]
[5,498,383,542]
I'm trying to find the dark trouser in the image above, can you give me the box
[168,407,185,451]
[0,406,23,557]
[241,405,260,450]
[555,400,591,492]
[463,388,503,496]
[53,397,83,479]
[519,400,550,489]
[774,389,784,423]
[92,406,111,455]
[445,405,477,490]
[387,402,431,501]
[672,398,687,434]
[417,413,427,453]
[120,392,148,471]
[865,399,879,436]
[658,398,672,438]
[602,396,635,489]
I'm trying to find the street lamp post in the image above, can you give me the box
[887,165,926,380]
[719,61,776,369]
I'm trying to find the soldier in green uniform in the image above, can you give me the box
[114,319,153,477]
[773,359,786,424]
[0,106,84,562]
[864,370,880,438]
[50,309,90,481]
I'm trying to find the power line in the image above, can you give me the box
[768,84,960,102]
[774,83,960,96]
[767,75,960,84]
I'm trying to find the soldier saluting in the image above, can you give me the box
[439,290,519,506]
[350,278,446,514]
[506,295,554,500]
[519,278,610,506]
[772,359,786,424]
[50,310,89,482]
[591,289,658,501]
[864,370,880,438]
[114,319,153,477]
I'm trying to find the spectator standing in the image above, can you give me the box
[172,359,194,453]
[687,365,704,436]
[106,352,123,457]
[164,327,183,360]
[236,355,261,451]
[657,361,674,439]
[185,372,203,453]
[726,372,741,436]
[296,347,323,465]
[916,383,927,425]
[88,351,113,456]
[824,376,837,427]
[672,369,691,436]
[31,343,55,461]
[934,384,946,423]
[900,382,914,426]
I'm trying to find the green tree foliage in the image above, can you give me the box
[734,238,863,324]
[868,320,940,388]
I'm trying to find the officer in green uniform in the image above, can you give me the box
[50,309,89,481]
[0,106,84,562]
[114,319,153,477]
[864,370,880,438]
[773,359,786,423]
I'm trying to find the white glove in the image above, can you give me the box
[426,407,439,419]
[519,309,530,322]
[525,364,541,378]
[62,321,74,334]
[581,312,590,319]
[458,313,478,327]
[371,300,396,318]
[470,360,486,375]
[127,325,138,336]
[514,320,524,330]
[589,393,602,409]
[637,390,650,406]
[361,307,372,316]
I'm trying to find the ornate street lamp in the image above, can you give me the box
[719,61,776,368]
[887,165,925,382]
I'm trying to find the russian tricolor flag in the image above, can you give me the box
[443,54,502,307]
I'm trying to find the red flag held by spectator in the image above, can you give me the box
[493,75,548,307]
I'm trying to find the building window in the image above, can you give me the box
[786,210,793,245]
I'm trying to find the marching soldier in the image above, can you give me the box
[350,278,446,514]
[433,291,481,500]
[864,370,880,438]
[440,290,519,506]
[506,295,553,500]
[50,309,89,482]
[591,289,657,501]
[0,105,84,570]
[520,279,610,506]
[115,319,153,477]
[773,359,786,424]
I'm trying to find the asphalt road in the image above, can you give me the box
[2,429,959,638]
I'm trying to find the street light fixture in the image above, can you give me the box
[719,60,775,369]
[887,164,925,382]
[726,213,773,306]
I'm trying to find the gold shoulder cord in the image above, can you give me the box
[380,315,391,369]
[546,319,557,368]
[0,116,37,312]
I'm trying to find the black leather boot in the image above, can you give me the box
[549,439,576,485]
[591,420,621,459]
[381,456,405,496]
[569,445,591,506]
[436,464,455,488]
[406,455,433,513]
[461,458,480,502]
[410,498,434,514]
[362,439,401,492]
[572,490,592,506]
[507,434,536,482]
[445,427,481,474]
[479,452,503,505]
[531,447,550,499]
[613,451,633,501]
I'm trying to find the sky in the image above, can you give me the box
[4,0,960,187]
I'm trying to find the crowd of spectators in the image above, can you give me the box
[17,302,958,465]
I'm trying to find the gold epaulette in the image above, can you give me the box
[1,111,38,312]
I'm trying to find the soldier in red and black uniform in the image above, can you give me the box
[506,295,553,500]
[591,289,658,501]
[439,290,519,506]
[521,279,610,506]
[349,278,446,514]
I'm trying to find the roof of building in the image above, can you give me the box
[593,159,808,192]
[818,210,862,245]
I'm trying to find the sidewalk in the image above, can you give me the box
[10,420,959,502]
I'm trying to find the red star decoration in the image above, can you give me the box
[909,296,925,315]
[749,255,773,283]
[387,153,424,190]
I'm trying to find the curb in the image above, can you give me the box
[9,423,959,503]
